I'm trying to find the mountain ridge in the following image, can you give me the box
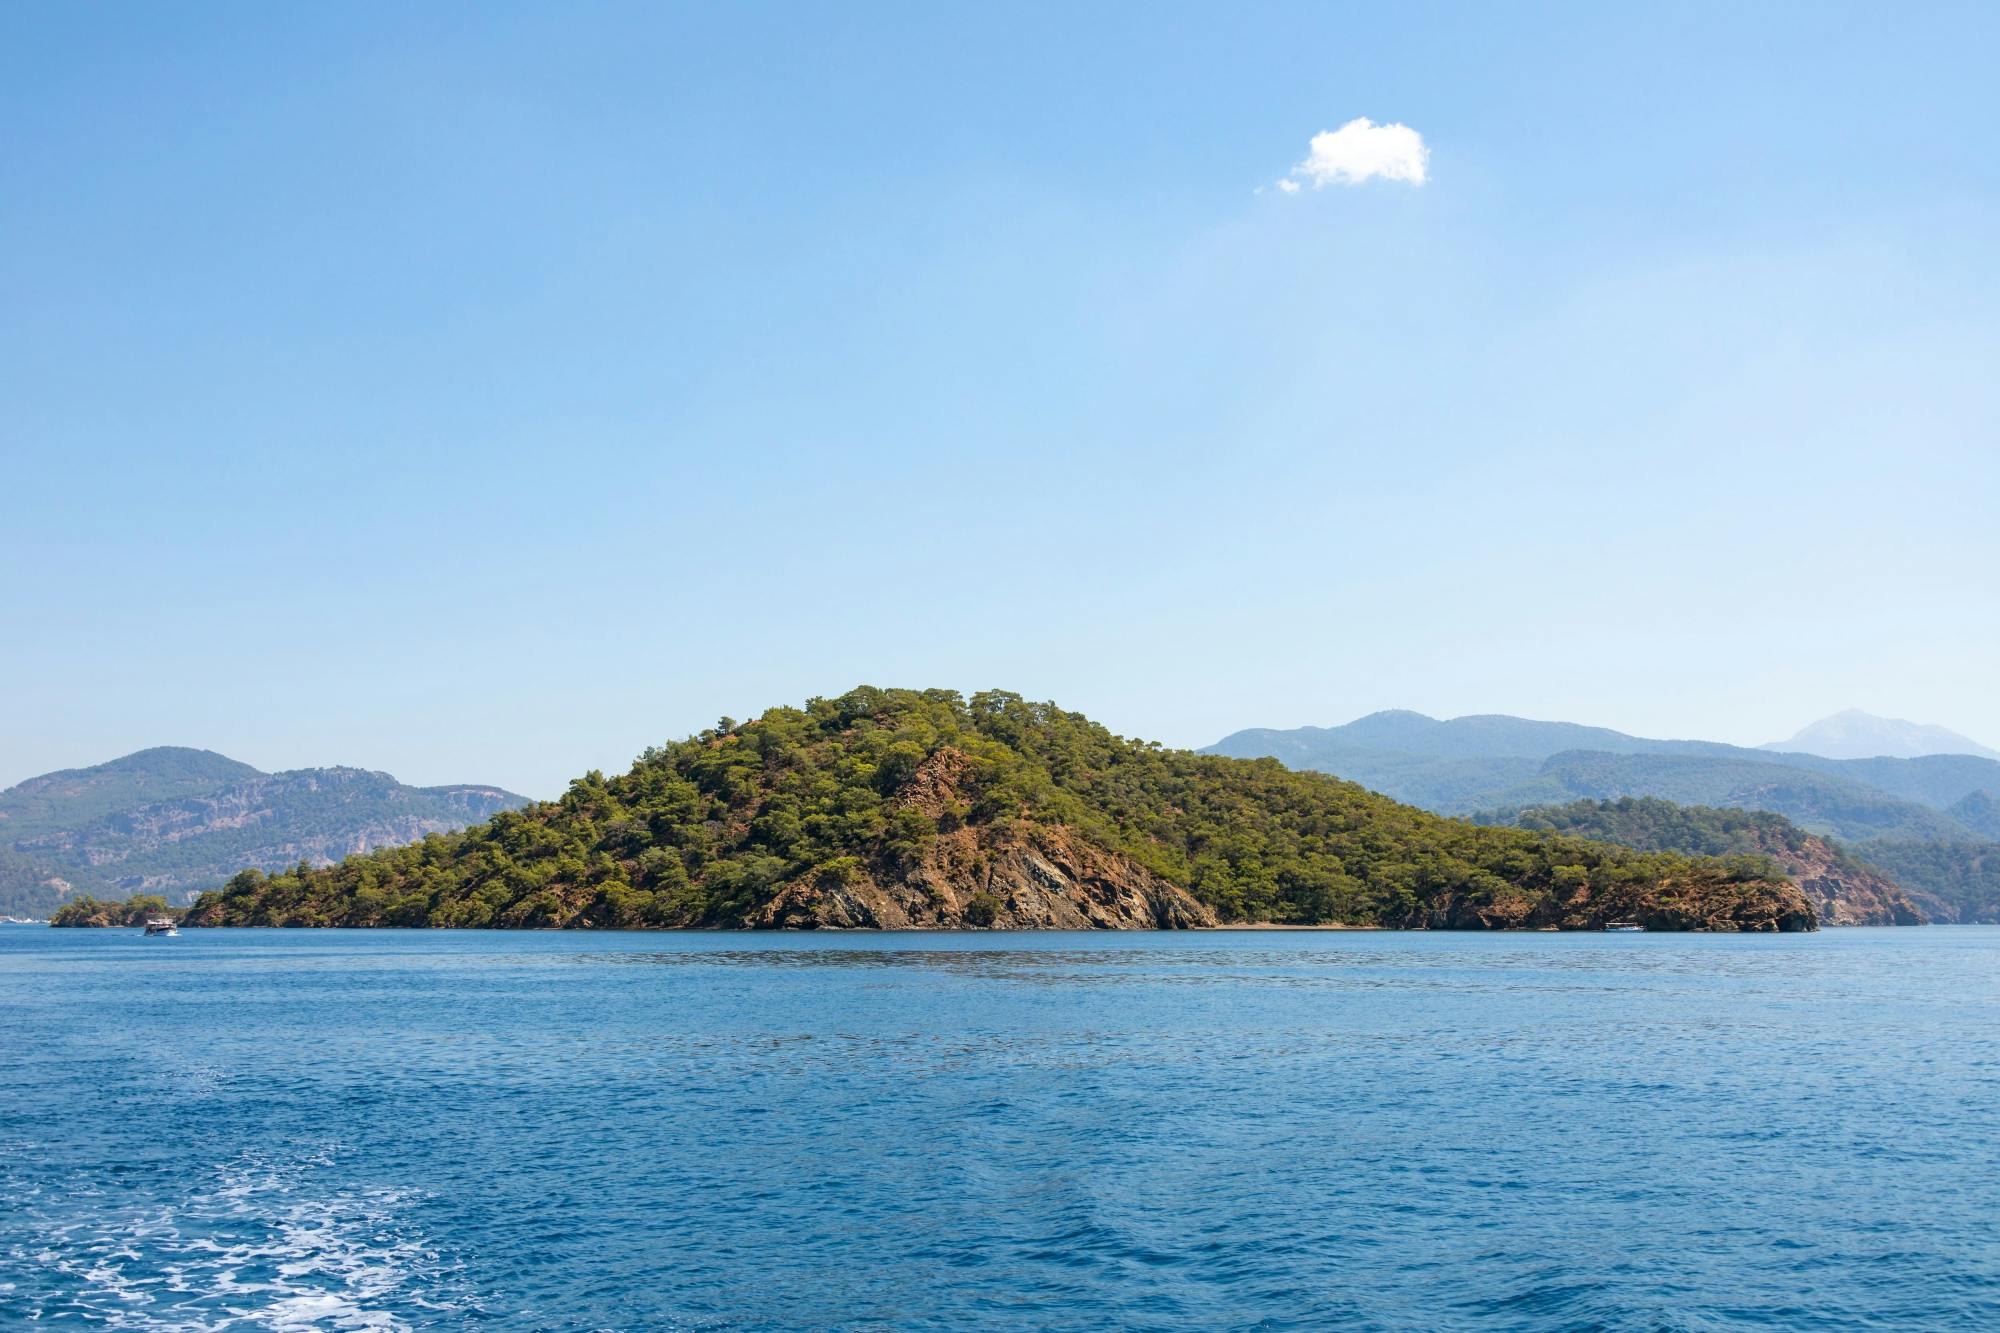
[1,749,527,917]
[1207,711,2000,828]
[0,747,265,836]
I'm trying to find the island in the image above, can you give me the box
[49,895,181,927]
[63,688,1818,932]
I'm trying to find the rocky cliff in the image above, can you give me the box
[747,823,1215,930]
[1753,828,1923,926]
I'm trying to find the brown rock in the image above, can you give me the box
[740,822,1216,931]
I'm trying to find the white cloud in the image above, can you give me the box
[1279,118,1429,191]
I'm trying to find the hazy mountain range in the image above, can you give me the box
[0,747,526,917]
[1761,709,2000,762]
[1206,710,2000,922]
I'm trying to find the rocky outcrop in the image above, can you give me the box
[745,825,1214,930]
[1439,869,1817,933]
[745,751,1215,929]
[1768,835,1924,926]
[752,740,1208,928]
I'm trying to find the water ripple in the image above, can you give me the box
[2,925,1997,1329]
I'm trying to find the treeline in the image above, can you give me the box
[49,895,178,927]
[1487,797,1826,871]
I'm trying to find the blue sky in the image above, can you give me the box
[4,2,1996,798]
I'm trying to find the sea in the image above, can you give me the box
[2,924,1996,1330]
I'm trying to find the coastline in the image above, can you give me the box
[1205,921,1388,931]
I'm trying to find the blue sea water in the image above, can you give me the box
[2,925,1996,1331]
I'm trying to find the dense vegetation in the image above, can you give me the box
[1484,798,1806,873]
[49,895,177,927]
[1947,790,2000,840]
[0,748,523,918]
[182,688,1811,931]
[1482,796,1923,925]
[1857,841,2000,924]
[1466,788,1997,927]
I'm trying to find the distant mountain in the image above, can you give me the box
[0,747,527,918]
[1476,752,1975,846]
[1481,798,1924,927]
[0,747,262,836]
[1206,713,1999,825]
[1762,710,2000,761]
[1205,711,2000,923]
[1206,713,1702,815]
[1228,709,1672,762]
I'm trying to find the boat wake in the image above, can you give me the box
[4,1145,476,1330]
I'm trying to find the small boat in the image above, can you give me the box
[1603,921,1644,933]
[142,918,179,937]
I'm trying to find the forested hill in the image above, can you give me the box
[1481,798,1924,926]
[0,748,526,917]
[186,688,1814,932]
[1204,711,2000,920]
[1,748,261,833]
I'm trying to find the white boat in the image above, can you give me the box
[142,918,179,937]
[1603,921,1644,933]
